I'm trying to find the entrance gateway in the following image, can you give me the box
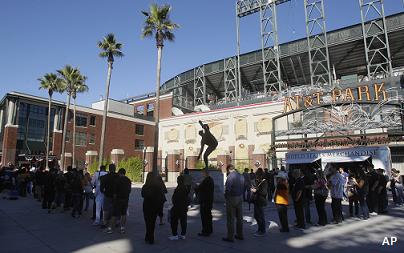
[285,146,392,175]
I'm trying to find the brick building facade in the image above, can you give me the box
[0,92,155,169]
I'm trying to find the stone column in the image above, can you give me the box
[1,99,18,166]
[85,151,98,167]
[166,150,180,182]
[186,154,198,169]
[252,150,267,170]
[111,149,125,167]
[217,151,231,173]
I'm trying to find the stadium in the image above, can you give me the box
[124,1,404,182]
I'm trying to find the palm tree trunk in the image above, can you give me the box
[152,46,163,174]
[45,94,52,170]
[61,93,71,171]
[99,62,113,167]
[72,97,77,168]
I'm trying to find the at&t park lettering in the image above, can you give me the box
[283,83,388,113]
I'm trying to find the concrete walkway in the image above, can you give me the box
[1,185,403,253]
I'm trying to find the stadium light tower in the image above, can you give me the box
[304,0,332,87]
[359,0,392,79]
[236,0,290,97]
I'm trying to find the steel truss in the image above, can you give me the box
[359,0,392,79]
[259,1,282,93]
[173,76,190,109]
[224,57,239,102]
[304,0,331,86]
[194,65,206,106]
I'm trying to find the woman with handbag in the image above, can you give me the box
[313,170,329,226]
[250,168,268,236]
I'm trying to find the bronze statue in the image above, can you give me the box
[197,120,218,169]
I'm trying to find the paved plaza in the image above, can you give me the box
[1,183,403,253]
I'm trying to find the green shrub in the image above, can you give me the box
[87,159,111,176]
[195,160,218,170]
[118,157,143,182]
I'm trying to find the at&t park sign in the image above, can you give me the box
[284,82,390,113]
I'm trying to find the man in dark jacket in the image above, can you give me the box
[197,169,214,236]
[169,175,189,240]
[108,168,131,234]
[100,164,118,232]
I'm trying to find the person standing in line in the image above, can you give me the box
[303,169,315,224]
[54,170,66,211]
[347,172,359,217]
[249,169,256,183]
[91,165,107,226]
[142,173,161,245]
[197,169,214,237]
[242,168,251,202]
[390,168,398,205]
[183,168,193,206]
[100,164,119,232]
[367,166,379,215]
[43,169,56,213]
[328,167,345,224]
[356,168,370,219]
[82,172,93,212]
[376,168,388,214]
[274,175,289,232]
[107,168,131,234]
[392,169,404,205]
[222,164,244,243]
[292,169,306,230]
[157,174,167,225]
[265,168,274,201]
[313,170,329,226]
[71,169,84,218]
[169,175,189,240]
[251,168,268,236]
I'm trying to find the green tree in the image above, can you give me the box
[38,73,63,170]
[97,33,124,167]
[141,3,179,174]
[57,65,81,170]
[118,157,143,182]
[71,78,88,168]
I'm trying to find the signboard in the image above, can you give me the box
[285,146,392,175]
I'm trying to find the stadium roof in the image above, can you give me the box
[124,12,404,104]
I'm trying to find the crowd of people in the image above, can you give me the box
[1,161,403,245]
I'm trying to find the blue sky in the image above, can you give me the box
[0,0,402,106]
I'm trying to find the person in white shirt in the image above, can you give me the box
[328,167,345,224]
[91,165,107,225]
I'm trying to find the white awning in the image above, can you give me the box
[286,157,321,165]
[321,156,370,164]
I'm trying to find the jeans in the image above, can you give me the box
[294,200,305,228]
[83,192,91,211]
[303,198,311,223]
[277,204,289,231]
[349,195,359,216]
[314,195,328,225]
[253,203,266,233]
[225,196,243,239]
[170,208,187,236]
[95,195,104,223]
[358,192,369,219]
[331,198,343,223]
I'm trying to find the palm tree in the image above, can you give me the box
[97,33,123,167]
[38,73,63,170]
[71,76,88,168]
[57,65,80,170]
[142,4,179,174]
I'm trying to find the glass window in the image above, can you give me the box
[147,103,154,117]
[89,133,95,144]
[89,116,96,126]
[75,132,87,146]
[136,105,145,115]
[135,124,144,135]
[135,139,144,150]
[76,114,87,127]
